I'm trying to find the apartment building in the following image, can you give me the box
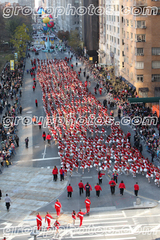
[98,0,122,76]
[54,0,79,32]
[121,0,160,97]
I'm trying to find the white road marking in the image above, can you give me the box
[32,157,60,161]
[82,176,92,178]
[42,144,47,159]
[35,146,40,148]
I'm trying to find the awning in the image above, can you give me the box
[139,88,149,92]
[128,97,160,104]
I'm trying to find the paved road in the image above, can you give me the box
[1,37,160,239]
[1,207,160,240]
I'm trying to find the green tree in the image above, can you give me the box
[11,24,30,60]
[68,30,82,51]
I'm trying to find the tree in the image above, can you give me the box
[68,30,83,52]
[11,24,30,60]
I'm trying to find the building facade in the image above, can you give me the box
[121,0,160,97]
[98,0,122,76]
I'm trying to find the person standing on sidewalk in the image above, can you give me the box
[94,183,102,197]
[52,166,58,181]
[109,178,116,195]
[25,137,29,148]
[15,135,19,147]
[126,131,131,142]
[38,121,42,129]
[54,199,61,217]
[77,210,86,227]
[84,182,92,197]
[45,212,53,230]
[5,194,11,212]
[36,212,42,231]
[134,182,139,197]
[59,167,64,181]
[84,197,91,215]
[78,180,84,196]
[67,184,73,199]
[119,180,126,196]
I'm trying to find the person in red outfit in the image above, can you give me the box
[36,212,42,230]
[134,182,139,197]
[35,99,38,107]
[45,212,53,230]
[46,133,51,145]
[38,121,42,129]
[52,166,58,181]
[109,178,116,195]
[54,220,60,235]
[119,180,126,195]
[42,131,46,141]
[77,209,86,227]
[84,197,91,215]
[54,199,61,217]
[67,184,73,198]
[32,85,35,91]
[72,210,76,225]
[126,131,131,142]
[98,171,105,184]
[78,180,84,195]
[59,167,64,181]
[94,183,102,197]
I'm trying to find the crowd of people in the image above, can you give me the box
[35,58,160,188]
[0,60,24,170]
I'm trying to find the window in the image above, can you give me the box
[131,33,133,39]
[117,27,119,33]
[136,48,144,55]
[118,38,120,44]
[127,32,129,39]
[107,44,108,49]
[114,16,116,22]
[126,19,129,26]
[118,50,120,56]
[136,21,146,28]
[114,26,116,32]
[130,20,133,27]
[124,31,125,38]
[122,62,124,67]
[135,62,144,69]
[117,16,119,22]
[137,75,143,82]
[135,34,145,42]
[152,48,160,55]
[110,25,111,31]
[114,48,116,54]
[117,5,119,11]
[152,74,160,82]
[112,36,113,42]
[122,51,125,56]
[107,24,108,30]
[124,19,125,26]
[114,37,116,43]
[152,61,160,69]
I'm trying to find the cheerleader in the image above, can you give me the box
[72,210,76,225]
[54,220,60,236]
[154,173,160,187]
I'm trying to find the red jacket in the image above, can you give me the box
[85,199,91,207]
[119,183,126,189]
[52,168,58,175]
[98,173,105,179]
[77,211,86,219]
[36,214,42,223]
[67,185,73,192]
[59,169,64,175]
[78,182,84,188]
[55,201,61,210]
[46,134,51,140]
[42,133,46,137]
[45,214,53,222]
[134,184,139,191]
[127,132,131,138]
[109,180,116,187]
[95,185,102,191]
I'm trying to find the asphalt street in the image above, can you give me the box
[1,37,160,240]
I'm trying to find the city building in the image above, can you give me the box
[18,0,35,9]
[98,0,122,76]
[121,0,160,97]
[79,0,99,62]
